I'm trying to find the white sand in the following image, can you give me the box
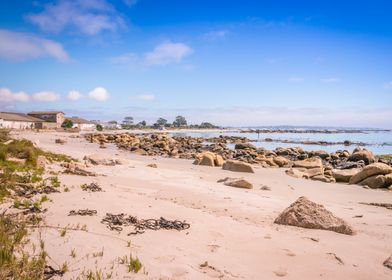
[9,131,392,279]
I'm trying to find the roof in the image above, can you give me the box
[66,117,94,124]
[0,112,44,122]
[28,111,64,115]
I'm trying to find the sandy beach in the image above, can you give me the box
[3,130,389,280]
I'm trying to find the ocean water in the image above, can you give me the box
[171,130,392,155]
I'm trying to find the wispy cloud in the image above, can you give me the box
[0,88,30,103]
[321,77,339,83]
[384,81,392,89]
[288,76,304,82]
[201,30,228,41]
[27,0,125,35]
[88,87,109,101]
[122,0,138,7]
[145,42,193,65]
[136,94,155,101]
[32,91,60,102]
[0,29,69,62]
[67,90,83,101]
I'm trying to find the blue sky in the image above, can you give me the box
[0,0,391,128]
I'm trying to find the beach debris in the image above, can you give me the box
[327,253,344,265]
[217,177,253,189]
[14,185,59,198]
[44,265,65,279]
[55,138,66,145]
[83,154,117,166]
[222,160,254,173]
[61,162,97,176]
[260,185,271,191]
[147,163,158,168]
[384,255,392,270]
[68,209,97,216]
[359,202,392,210]
[81,182,102,192]
[101,213,190,235]
[274,196,355,235]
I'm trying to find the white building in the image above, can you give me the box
[67,117,96,131]
[0,112,44,130]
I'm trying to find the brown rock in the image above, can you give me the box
[285,168,308,179]
[222,160,254,173]
[384,255,392,270]
[293,158,323,169]
[147,163,158,168]
[332,168,360,183]
[358,174,386,189]
[214,154,225,167]
[349,163,392,184]
[274,196,355,235]
[83,154,116,166]
[273,156,289,167]
[311,175,335,183]
[218,177,253,189]
[348,149,375,165]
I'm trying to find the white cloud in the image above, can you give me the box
[137,94,155,101]
[0,29,69,62]
[88,87,109,101]
[384,81,392,89]
[145,42,193,65]
[0,88,30,102]
[288,76,304,82]
[27,0,125,35]
[202,30,228,41]
[67,90,83,101]
[123,0,138,6]
[109,53,138,64]
[32,91,61,102]
[321,77,339,83]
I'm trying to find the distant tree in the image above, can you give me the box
[108,120,118,125]
[173,115,187,127]
[96,124,103,131]
[200,122,217,129]
[61,119,73,128]
[122,116,134,126]
[137,120,147,127]
[154,117,167,128]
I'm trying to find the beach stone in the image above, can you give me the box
[348,149,375,165]
[358,174,386,189]
[313,150,330,159]
[234,143,257,150]
[273,156,289,167]
[285,168,307,179]
[222,160,254,173]
[311,175,335,183]
[293,158,323,169]
[384,255,392,270]
[218,177,253,189]
[349,163,392,184]
[84,154,116,166]
[147,163,158,168]
[332,168,360,183]
[115,158,129,165]
[197,152,216,166]
[214,154,225,167]
[274,196,355,235]
[305,167,324,178]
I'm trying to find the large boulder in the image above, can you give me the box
[84,154,117,166]
[293,158,323,169]
[332,168,360,183]
[358,174,387,189]
[222,160,254,173]
[349,163,392,184]
[234,143,257,150]
[273,156,290,167]
[274,196,355,235]
[194,152,225,167]
[348,149,375,165]
[218,177,253,189]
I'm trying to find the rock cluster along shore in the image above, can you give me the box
[85,133,392,189]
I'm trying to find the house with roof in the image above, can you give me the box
[27,111,65,129]
[0,112,44,130]
[66,116,96,131]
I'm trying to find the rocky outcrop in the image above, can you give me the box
[217,177,253,189]
[222,160,254,173]
[274,196,355,235]
[348,149,375,165]
[194,152,225,167]
[293,158,323,169]
[332,168,360,183]
[349,163,392,185]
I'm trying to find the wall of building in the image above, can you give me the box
[42,122,60,129]
[0,119,34,130]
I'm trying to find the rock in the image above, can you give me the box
[214,154,225,167]
[194,152,220,167]
[234,143,256,150]
[332,168,360,183]
[55,138,66,144]
[274,196,355,235]
[293,158,323,169]
[83,154,117,166]
[115,158,129,165]
[384,255,392,270]
[358,174,386,189]
[349,163,392,184]
[61,162,97,176]
[348,149,375,165]
[222,160,254,173]
[37,155,47,169]
[218,177,253,189]
[285,168,308,179]
[313,150,330,159]
[311,175,335,183]
[273,156,289,167]
[147,163,158,168]
[305,167,324,178]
